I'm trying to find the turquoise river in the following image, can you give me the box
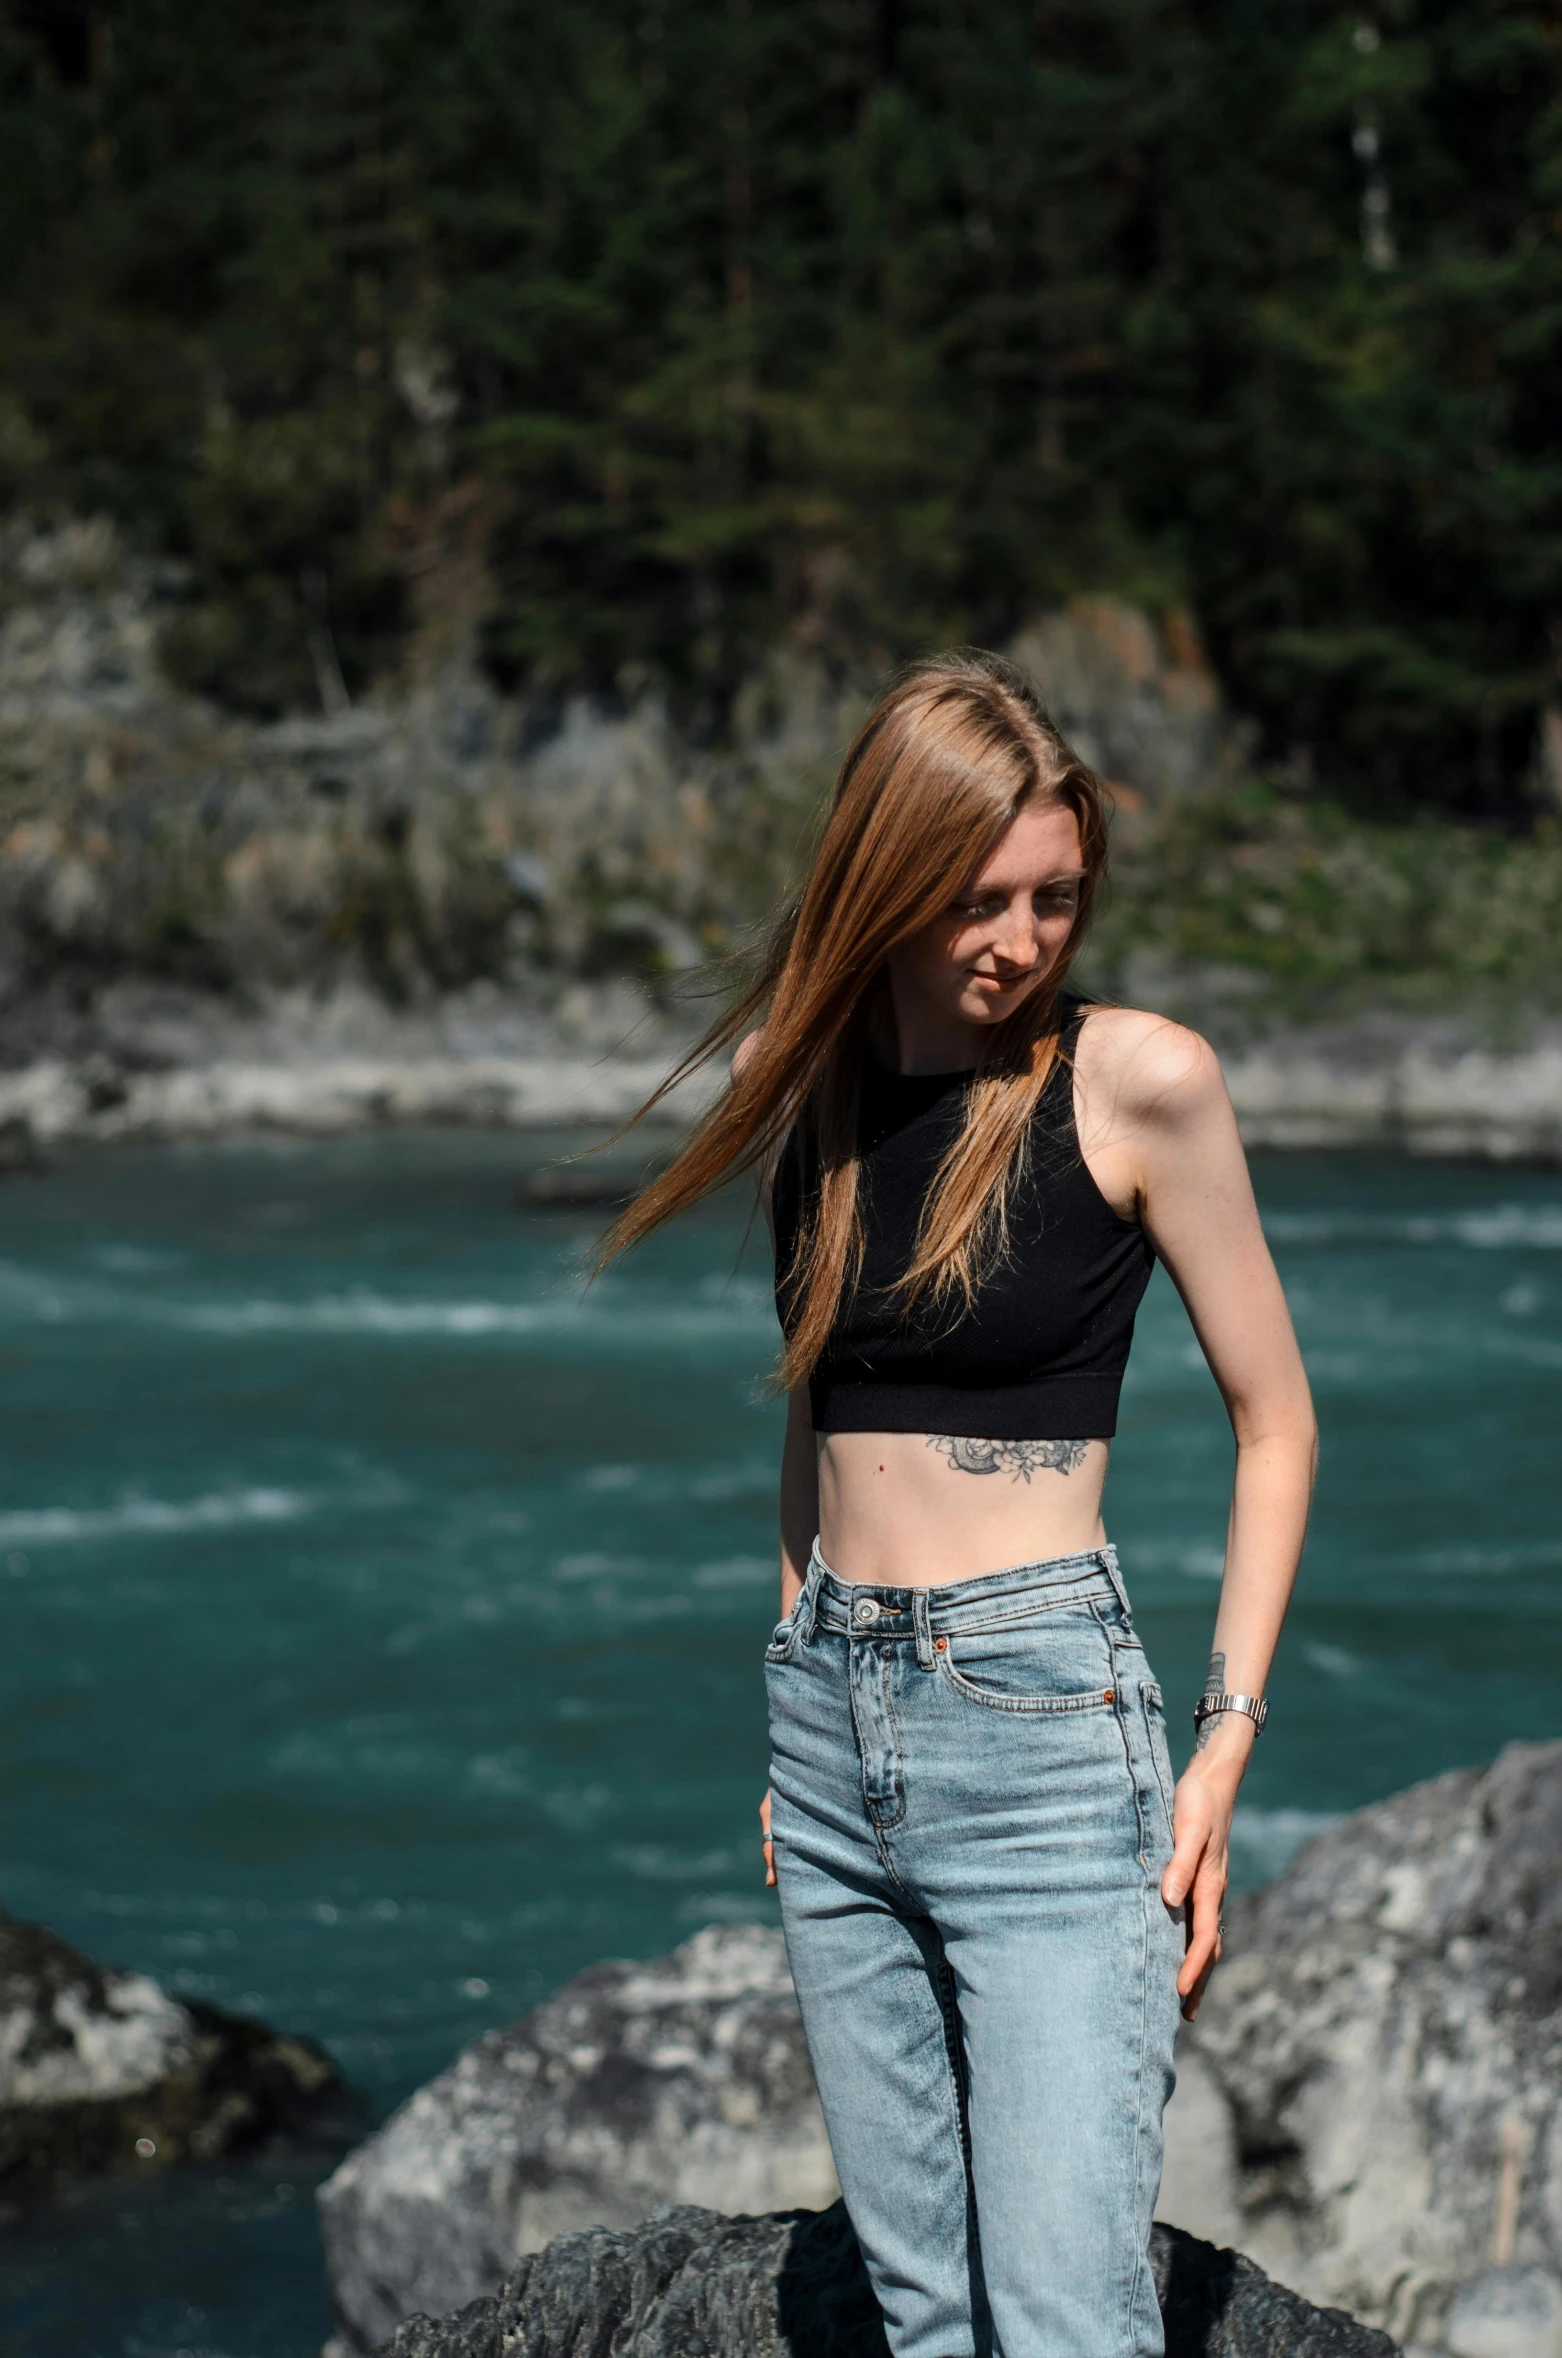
[0,1131,1559,2355]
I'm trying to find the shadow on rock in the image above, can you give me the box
[374,2201,1400,2358]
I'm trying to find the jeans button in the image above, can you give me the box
[853,1596,880,1624]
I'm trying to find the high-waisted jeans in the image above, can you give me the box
[766,1541,1182,2358]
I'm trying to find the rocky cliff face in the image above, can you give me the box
[8,517,1562,1161]
[319,1745,1562,2358]
[372,2200,1399,2358]
[0,1904,344,2204]
[317,1924,837,2357]
[1184,1738,1562,2354]
[0,519,1228,1041]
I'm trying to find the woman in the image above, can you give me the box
[598,650,1315,2358]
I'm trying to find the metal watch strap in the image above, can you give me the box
[1193,1691,1269,1736]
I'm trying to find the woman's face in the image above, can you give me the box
[888,796,1085,1041]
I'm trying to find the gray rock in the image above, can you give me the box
[0,1037,719,1150]
[1008,598,1235,808]
[318,1925,837,2356]
[6,520,1562,1157]
[0,1905,344,2201]
[322,1749,1562,2355]
[1185,1740,1562,2346]
[374,2201,1400,2358]
[1445,2269,1562,2358]
[0,519,854,1021]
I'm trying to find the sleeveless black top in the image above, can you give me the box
[771,1000,1154,1440]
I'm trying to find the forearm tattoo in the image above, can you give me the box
[926,1436,1091,1483]
[1194,1650,1227,1751]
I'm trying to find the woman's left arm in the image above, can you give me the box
[1092,1015,1318,2020]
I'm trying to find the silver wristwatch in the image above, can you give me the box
[1193,1691,1269,1736]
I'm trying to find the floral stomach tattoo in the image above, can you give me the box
[925,1436,1093,1482]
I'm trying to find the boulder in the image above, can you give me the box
[374,2200,1400,2358]
[317,1924,836,2356]
[1184,1739,1562,2348]
[0,1904,344,2200]
[322,1744,1562,2356]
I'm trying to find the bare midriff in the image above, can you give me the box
[815,1430,1111,1589]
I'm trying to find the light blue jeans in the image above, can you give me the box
[766,1541,1182,2358]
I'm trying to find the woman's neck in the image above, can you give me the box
[881,977,985,1077]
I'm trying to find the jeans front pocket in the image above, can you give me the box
[939,1600,1118,1714]
[766,1592,810,1663]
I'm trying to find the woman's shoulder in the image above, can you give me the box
[1070,1000,1227,1131]
[732,1026,767,1081]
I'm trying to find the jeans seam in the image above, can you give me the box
[933,1947,973,2172]
[1124,1874,1154,2352]
[850,1645,908,1838]
[1106,1606,1171,1880]
[932,1588,1112,1635]
[1142,1685,1176,1850]
[866,1819,918,1899]
[766,1588,809,1665]
[1107,1647,1150,1871]
[878,1646,907,1829]
[937,1664,1118,1715]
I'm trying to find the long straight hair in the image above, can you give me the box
[594,649,1110,1389]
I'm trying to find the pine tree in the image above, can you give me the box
[0,0,1556,805]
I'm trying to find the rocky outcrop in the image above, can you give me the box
[318,1924,837,2357]
[1183,1740,1562,2352]
[0,1025,718,1150]
[1008,599,1235,810]
[0,517,841,1015]
[6,1000,1562,1160]
[0,528,1232,1020]
[319,1922,1242,2356]
[321,1749,1562,2358]
[1217,1020,1562,1163]
[373,2200,1399,2358]
[5,520,1562,1159]
[0,1904,345,2200]
[0,524,1228,1083]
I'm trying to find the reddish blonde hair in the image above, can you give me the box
[595,648,1110,1387]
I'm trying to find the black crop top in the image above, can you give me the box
[771,1000,1154,1440]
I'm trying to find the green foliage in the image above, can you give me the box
[1090,783,1562,1019]
[0,0,1558,799]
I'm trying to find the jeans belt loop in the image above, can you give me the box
[796,1543,825,1645]
[912,1588,937,1671]
[1099,1543,1132,1625]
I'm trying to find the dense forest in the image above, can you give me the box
[1,0,1559,818]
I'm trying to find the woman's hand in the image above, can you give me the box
[760,1788,775,1888]
[1161,1734,1246,2020]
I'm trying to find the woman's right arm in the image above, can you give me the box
[741,1005,817,1885]
[736,1023,817,1623]
[764,1387,818,1889]
[779,1383,818,1621]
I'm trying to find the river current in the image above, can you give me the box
[0,1131,1558,2356]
